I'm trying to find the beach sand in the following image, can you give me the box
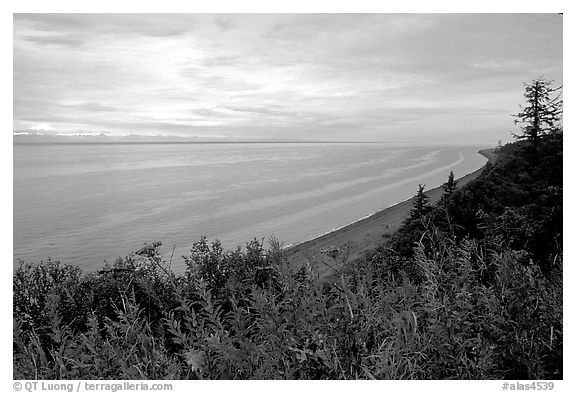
[284,149,495,279]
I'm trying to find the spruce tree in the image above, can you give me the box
[441,171,457,204]
[410,184,430,220]
[514,78,562,144]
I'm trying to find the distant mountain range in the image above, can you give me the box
[12,132,310,144]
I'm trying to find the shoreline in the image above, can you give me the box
[284,148,495,277]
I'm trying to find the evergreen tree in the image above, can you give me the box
[441,171,458,203]
[514,78,562,144]
[410,184,430,220]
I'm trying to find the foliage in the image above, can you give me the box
[369,134,562,378]
[441,171,457,205]
[513,78,562,144]
[410,184,431,220]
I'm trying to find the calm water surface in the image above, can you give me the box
[13,143,488,273]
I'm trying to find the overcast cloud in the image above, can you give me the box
[13,13,562,143]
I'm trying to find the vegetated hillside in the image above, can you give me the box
[13,134,562,380]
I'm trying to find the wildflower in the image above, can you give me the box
[185,349,205,372]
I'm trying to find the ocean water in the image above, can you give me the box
[13,143,488,273]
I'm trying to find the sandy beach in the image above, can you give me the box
[284,149,495,278]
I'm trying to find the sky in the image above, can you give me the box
[13,13,563,144]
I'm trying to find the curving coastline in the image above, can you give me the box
[284,148,495,278]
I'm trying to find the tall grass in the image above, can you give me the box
[13,230,562,379]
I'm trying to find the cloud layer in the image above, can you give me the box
[13,14,562,143]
